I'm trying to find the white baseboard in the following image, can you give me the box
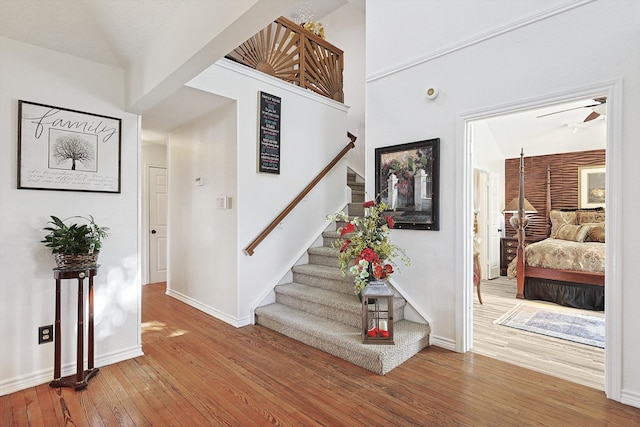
[166,289,250,327]
[430,335,456,351]
[620,388,640,409]
[0,345,143,397]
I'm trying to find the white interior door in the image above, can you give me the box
[474,170,488,280]
[149,166,167,283]
[487,172,501,279]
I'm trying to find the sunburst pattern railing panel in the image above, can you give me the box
[302,39,344,101]
[226,16,344,103]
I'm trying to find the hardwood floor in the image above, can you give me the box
[2,282,638,426]
[473,277,605,391]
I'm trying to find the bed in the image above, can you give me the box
[506,154,605,311]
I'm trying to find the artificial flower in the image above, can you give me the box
[386,216,394,228]
[340,222,355,236]
[327,200,411,294]
[361,247,377,262]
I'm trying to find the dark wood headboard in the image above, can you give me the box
[504,149,605,239]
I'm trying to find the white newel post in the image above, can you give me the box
[388,173,398,209]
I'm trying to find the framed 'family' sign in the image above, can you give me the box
[17,100,121,193]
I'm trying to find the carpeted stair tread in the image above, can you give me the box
[292,264,354,294]
[275,282,406,328]
[348,203,364,216]
[275,282,362,327]
[255,303,430,375]
[307,246,340,267]
[351,190,365,203]
[292,263,349,282]
[322,230,341,247]
[308,245,338,257]
[323,229,341,239]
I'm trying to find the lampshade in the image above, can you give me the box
[503,197,537,213]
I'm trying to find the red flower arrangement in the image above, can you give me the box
[328,200,410,294]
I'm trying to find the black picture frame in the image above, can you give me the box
[258,91,281,174]
[374,138,440,230]
[17,100,121,193]
[578,165,605,209]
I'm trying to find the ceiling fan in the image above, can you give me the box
[537,97,607,122]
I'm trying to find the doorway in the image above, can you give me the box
[471,100,606,388]
[473,169,501,282]
[148,166,168,284]
[460,83,623,398]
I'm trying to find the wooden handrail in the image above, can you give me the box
[244,132,357,256]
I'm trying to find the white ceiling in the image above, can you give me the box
[0,0,352,144]
[480,98,606,159]
[0,0,351,68]
[0,0,605,155]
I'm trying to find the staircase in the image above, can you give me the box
[255,170,431,375]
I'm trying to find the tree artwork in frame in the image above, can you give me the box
[375,138,440,230]
[578,165,605,209]
[17,100,122,193]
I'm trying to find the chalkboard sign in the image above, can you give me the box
[258,91,281,174]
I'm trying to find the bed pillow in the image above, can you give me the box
[555,224,590,242]
[549,210,577,238]
[583,222,606,243]
[577,210,605,225]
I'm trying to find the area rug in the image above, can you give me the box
[494,303,605,348]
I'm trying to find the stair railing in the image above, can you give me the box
[226,16,344,102]
[244,132,357,256]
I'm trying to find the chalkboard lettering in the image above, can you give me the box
[258,92,281,174]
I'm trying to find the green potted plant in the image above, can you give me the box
[42,215,109,269]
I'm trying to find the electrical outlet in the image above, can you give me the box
[39,325,53,344]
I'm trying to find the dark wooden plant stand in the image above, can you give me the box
[50,266,100,390]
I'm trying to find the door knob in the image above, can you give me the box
[151,229,157,234]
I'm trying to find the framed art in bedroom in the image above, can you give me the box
[17,100,122,193]
[578,165,605,209]
[374,138,440,230]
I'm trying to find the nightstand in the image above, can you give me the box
[500,237,542,276]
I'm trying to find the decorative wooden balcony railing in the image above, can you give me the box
[226,16,344,102]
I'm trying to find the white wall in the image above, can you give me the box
[472,120,505,209]
[181,60,349,325]
[167,101,239,323]
[0,37,141,395]
[142,143,167,168]
[322,3,366,177]
[367,0,640,406]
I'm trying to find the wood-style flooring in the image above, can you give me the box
[2,282,638,426]
[472,277,604,390]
